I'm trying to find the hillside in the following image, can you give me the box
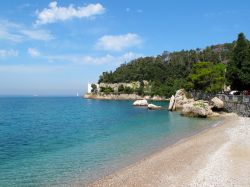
[96,33,250,97]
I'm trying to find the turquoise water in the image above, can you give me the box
[0,97,217,186]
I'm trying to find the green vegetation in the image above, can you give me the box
[124,86,133,94]
[193,101,206,109]
[91,84,97,93]
[226,33,250,90]
[97,33,250,97]
[100,86,114,94]
[186,62,225,93]
[118,85,124,92]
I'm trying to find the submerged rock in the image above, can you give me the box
[133,99,148,106]
[148,104,162,110]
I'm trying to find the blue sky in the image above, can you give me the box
[0,0,250,95]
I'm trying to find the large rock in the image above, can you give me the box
[168,95,175,111]
[182,100,213,118]
[148,104,162,110]
[173,89,194,110]
[133,99,148,106]
[211,97,224,110]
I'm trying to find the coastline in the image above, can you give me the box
[84,93,168,101]
[87,113,250,187]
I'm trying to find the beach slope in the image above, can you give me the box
[88,113,250,187]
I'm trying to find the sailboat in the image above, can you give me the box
[77,92,79,97]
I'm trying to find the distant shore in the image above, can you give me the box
[84,93,168,101]
[87,113,250,187]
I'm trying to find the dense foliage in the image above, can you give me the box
[185,62,225,93]
[98,33,250,97]
[226,33,250,90]
[100,86,114,94]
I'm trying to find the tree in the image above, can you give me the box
[135,85,144,96]
[226,33,249,90]
[100,86,114,94]
[239,44,250,89]
[118,85,124,93]
[91,84,97,93]
[124,86,133,94]
[186,62,225,93]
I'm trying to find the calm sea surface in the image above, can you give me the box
[0,97,218,186]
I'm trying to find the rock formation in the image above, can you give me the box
[133,99,148,106]
[211,97,224,110]
[169,89,222,118]
[182,100,213,118]
[168,89,194,111]
[168,95,175,111]
[148,104,162,110]
[84,93,166,101]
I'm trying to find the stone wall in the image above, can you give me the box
[188,91,250,117]
[217,94,250,117]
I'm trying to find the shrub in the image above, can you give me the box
[124,86,133,94]
[118,85,125,92]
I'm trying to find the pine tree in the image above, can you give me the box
[226,33,249,90]
[240,44,250,89]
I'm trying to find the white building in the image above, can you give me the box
[87,83,92,93]
[87,83,100,93]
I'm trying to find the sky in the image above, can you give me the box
[0,0,250,96]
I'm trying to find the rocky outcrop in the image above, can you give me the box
[84,93,166,101]
[174,89,187,109]
[168,89,194,111]
[168,95,175,111]
[85,93,143,100]
[148,104,162,110]
[133,99,148,106]
[168,89,219,118]
[182,100,213,118]
[211,97,224,110]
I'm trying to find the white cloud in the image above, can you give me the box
[20,29,54,41]
[45,52,142,65]
[0,21,23,42]
[36,1,105,25]
[28,48,41,57]
[82,52,142,65]
[0,29,23,43]
[96,33,142,51]
[0,49,18,58]
[0,20,54,42]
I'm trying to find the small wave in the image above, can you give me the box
[212,120,223,127]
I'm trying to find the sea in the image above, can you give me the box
[0,97,218,186]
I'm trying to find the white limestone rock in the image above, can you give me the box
[168,95,175,111]
[148,104,162,110]
[211,97,224,109]
[182,100,214,118]
[133,99,148,106]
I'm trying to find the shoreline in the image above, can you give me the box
[86,113,250,187]
[84,93,168,101]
